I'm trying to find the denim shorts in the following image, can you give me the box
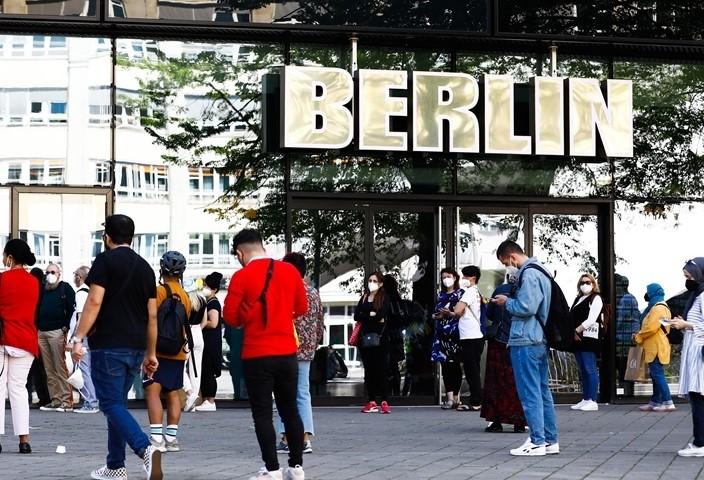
[144,358,185,392]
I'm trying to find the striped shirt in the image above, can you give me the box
[678,292,704,395]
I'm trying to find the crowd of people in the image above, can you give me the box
[2,219,704,478]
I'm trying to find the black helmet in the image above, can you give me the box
[160,250,186,276]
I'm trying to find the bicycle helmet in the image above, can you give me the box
[160,250,187,276]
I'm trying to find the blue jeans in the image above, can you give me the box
[649,357,672,405]
[91,349,151,469]
[276,360,314,436]
[574,351,599,401]
[510,345,558,446]
[78,348,99,409]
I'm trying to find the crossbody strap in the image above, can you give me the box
[259,259,275,328]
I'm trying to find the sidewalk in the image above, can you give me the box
[2,404,704,479]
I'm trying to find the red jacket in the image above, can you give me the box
[223,258,308,359]
[0,268,40,357]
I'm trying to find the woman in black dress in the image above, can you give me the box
[195,272,223,412]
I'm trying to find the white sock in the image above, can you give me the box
[150,424,163,443]
[164,424,178,442]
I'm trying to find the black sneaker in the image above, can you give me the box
[485,422,503,433]
[276,441,289,454]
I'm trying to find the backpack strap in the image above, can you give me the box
[259,259,275,328]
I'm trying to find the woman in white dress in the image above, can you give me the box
[670,257,704,457]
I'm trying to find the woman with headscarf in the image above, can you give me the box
[670,258,704,457]
[633,283,674,412]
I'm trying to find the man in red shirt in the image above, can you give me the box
[223,229,308,480]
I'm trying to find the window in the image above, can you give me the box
[94,160,111,186]
[133,233,169,265]
[91,231,103,258]
[115,163,169,199]
[50,102,66,115]
[8,163,22,182]
[188,167,235,200]
[188,233,234,266]
[19,231,61,265]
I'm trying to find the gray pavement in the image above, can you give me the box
[2,404,704,479]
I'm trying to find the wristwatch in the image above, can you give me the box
[70,336,83,345]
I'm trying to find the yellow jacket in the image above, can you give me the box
[634,303,671,364]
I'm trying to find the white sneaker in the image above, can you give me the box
[579,400,599,411]
[678,443,704,457]
[546,443,560,455]
[184,393,199,412]
[142,445,163,480]
[570,400,587,410]
[284,465,305,480]
[510,437,546,456]
[91,466,128,480]
[195,400,216,412]
[248,467,283,480]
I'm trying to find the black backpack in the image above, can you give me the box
[518,264,573,351]
[156,283,191,356]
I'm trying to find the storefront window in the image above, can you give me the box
[0,0,94,17]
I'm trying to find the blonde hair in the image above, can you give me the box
[577,273,600,296]
[188,291,206,313]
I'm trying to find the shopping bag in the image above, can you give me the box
[624,346,648,382]
[349,321,361,347]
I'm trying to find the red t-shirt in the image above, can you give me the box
[0,268,40,357]
[223,258,308,360]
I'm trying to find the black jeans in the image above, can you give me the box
[200,357,218,399]
[442,361,462,395]
[460,338,485,406]
[243,355,303,471]
[691,392,704,447]
[26,356,50,405]
[359,344,389,402]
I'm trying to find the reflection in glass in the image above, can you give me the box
[0,0,94,16]
[0,36,111,187]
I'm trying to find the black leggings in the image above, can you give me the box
[243,355,303,471]
[442,361,462,395]
[200,356,219,398]
[359,345,389,403]
[460,338,484,406]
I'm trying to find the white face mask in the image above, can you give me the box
[442,277,455,288]
[580,284,593,295]
[368,282,379,293]
[45,273,58,285]
[506,266,519,278]
[460,278,471,289]
[202,287,213,297]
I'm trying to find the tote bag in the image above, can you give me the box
[624,346,648,382]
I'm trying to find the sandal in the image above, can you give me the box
[440,400,454,410]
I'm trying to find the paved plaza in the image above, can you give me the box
[3,404,704,479]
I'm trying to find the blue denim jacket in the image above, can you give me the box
[506,257,552,347]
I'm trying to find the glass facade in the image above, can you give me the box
[2,8,704,403]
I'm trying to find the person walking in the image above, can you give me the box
[70,214,163,480]
[0,239,40,454]
[275,253,324,455]
[71,265,99,414]
[430,268,464,410]
[634,283,674,412]
[492,240,558,456]
[569,273,604,412]
[196,271,224,412]
[223,229,308,480]
[26,267,50,409]
[37,263,75,412]
[183,290,206,413]
[355,271,392,414]
[144,251,191,453]
[481,270,527,433]
[453,265,484,411]
[614,274,641,397]
[669,258,704,457]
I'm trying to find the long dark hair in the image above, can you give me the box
[368,271,386,311]
[440,267,460,291]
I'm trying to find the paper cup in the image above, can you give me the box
[56,445,66,454]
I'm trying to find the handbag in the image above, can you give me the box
[349,321,361,347]
[359,332,381,348]
[624,346,648,382]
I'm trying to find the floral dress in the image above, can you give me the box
[430,289,464,363]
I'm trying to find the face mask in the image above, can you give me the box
[506,266,518,278]
[202,287,213,297]
[442,277,455,288]
[45,273,58,285]
[580,284,593,295]
[644,293,650,302]
[460,279,471,289]
[368,282,379,293]
[686,279,698,291]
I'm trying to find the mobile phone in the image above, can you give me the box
[660,319,671,326]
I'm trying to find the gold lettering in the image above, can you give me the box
[412,72,479,153]
[281,66,353,149]
[358,69,408,151]
[532,76,565,156]
[568,78,633,157]
[484,74,531,155]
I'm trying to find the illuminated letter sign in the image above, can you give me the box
[274,66,633,158]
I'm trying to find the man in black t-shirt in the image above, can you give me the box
[71,214,163,480]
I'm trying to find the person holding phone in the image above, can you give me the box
[633,283,674,412]
[430,268,464,410]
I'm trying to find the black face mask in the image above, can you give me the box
[686,279,699,291]
[644,293,650,302]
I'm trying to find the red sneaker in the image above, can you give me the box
[380,401,391,414]
[361,401,379,413]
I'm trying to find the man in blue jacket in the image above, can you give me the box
[491,241,559,456]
